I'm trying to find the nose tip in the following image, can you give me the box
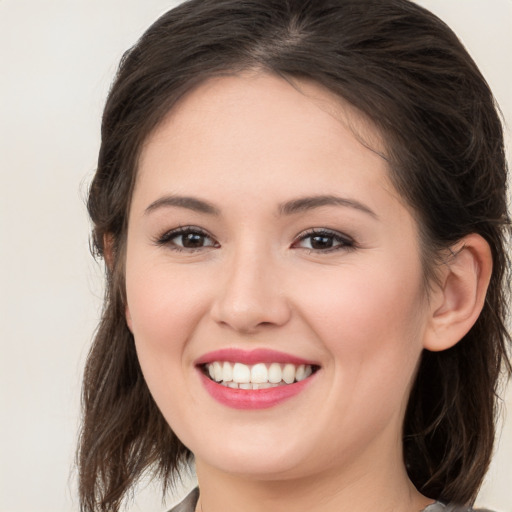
[210,259,291,334]
[212,297,289,334]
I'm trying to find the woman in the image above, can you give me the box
[78,1,511,511]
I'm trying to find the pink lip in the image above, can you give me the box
[198,371,316,410]
[195,349,319,410]
[195,348,317,366]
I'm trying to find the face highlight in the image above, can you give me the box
[124,73,432,482]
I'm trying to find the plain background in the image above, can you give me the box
[0,1,510,511]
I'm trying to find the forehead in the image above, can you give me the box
[147,72,386,150]
[137,72,391,191]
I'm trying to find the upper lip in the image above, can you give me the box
[195,348,319,367]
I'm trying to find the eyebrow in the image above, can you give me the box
[144,193,377,219]
[279,195,378,219]
[145,195,221,216]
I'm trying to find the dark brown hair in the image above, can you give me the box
[79,1,511,510]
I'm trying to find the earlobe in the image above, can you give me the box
[423,234,492,352]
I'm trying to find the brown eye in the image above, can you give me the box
[309,235,335,250]
[180,232,208,248]
[293,229,354,252]
[156,226,218,251]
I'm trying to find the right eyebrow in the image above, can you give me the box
[279,194,378,219]
[144,195,221,216]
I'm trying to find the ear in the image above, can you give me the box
[423,234,492,352]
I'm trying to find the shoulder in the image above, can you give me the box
[166,488,199,512]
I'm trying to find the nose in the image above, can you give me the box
[210,248,292,334]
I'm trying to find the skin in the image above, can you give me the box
[123,73,490,512]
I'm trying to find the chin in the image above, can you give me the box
[201,454,312,481]
[190,429,326,481]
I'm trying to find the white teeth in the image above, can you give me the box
[220,381,282,390]
[232,362,251,383]
[251,363,268,383]
[282,363,295,384]
[204,361,316,386]
[268,363,282,383]
[295,364,312,382]
[295,364,306,381]
[222,361,233,382]
[213,361,223,382]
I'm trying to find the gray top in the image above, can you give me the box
[167,488,199,512]
[167,488,494,512]
[423,503,493,512]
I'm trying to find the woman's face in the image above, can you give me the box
[125,73,433,481]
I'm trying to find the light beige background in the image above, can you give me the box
[0,1,510,511]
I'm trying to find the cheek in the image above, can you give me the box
[297,259,426,385]
[123,262,212,421]
[125,260,209,352]
[124,261,212,419]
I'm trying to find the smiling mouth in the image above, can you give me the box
[201,361,319,390]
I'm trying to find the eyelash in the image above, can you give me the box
[154,226,355,253]
[154,226,219,252]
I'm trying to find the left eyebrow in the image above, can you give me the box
[279,195,378,219]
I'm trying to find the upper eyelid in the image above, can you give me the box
[295,227,353,241]
[155,225,218,244]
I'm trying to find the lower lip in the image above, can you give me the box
[199,371,316,410]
